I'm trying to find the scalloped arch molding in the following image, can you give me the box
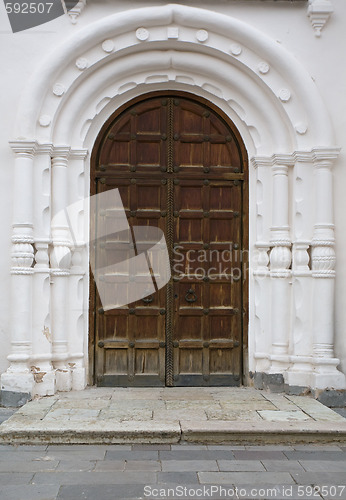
[15,3,335,154]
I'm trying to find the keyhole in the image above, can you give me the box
[174,294,178,299]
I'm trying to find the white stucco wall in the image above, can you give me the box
[0,0,345,384]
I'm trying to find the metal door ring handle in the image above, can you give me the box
[185,289,197,303]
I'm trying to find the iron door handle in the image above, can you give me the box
[185,289,197,303]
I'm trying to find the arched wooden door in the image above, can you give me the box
[90,92,248,387]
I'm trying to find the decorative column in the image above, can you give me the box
[67,149,88,390]
[31,144,55,396]
[0,142,37,404]
[311,150,345,389]
[50,147,72,391]
[269,162,292,373]
[286,156,314,388]
[251,158,272,376]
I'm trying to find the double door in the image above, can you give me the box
[91,94,247,386]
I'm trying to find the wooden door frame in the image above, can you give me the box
[89,90,249,386]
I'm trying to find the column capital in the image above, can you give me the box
[70,149,88,160]
[37,143,54,155]
[9,141,38,158]
[52,146,71,158]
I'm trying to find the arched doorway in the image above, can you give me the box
[90,92,248,387]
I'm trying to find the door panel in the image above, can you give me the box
[91,93,247,387]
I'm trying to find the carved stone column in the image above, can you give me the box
[0,142,37,404]
[67,149,88,390]
[311,151,345,389]
[251,158,272,375]
[31,144,56,396]
[269,163,292,372]
[50,147,72,391]
[286,157,315,388]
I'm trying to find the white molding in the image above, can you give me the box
[64,0,86,25]
[307,0,334,37]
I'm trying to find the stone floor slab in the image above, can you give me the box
[0,484,60,500]
[262,459,305,472]
[161,459,218,471]
[299,460,346,472]
[198,471,295,484]
[218,460,265,471]
[32,471,157,485]
[125,460,161,471]
[258,410,312,422]
[291,472,346,485]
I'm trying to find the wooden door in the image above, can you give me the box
[90,93,248,387]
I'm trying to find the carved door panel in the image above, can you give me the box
[91,94,247,387]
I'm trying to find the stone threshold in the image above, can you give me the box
[1,387,345,445]
[1,421,346,445]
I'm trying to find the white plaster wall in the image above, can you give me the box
[0,0,345,377]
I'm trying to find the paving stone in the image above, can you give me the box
[220,401,276,410]
[261,394,298,411]
[258,410,311,422]
[125,460,161,471]
[0,451,51,461]
[93,461,125,471]
[47,445,107,452]
[153,409,207,421]
[161,460,218,472]
[105,445,132,451]
[45,449,106,461]
[198,471,295,484]
[218,460,265,471]
[159,450,235,460]
[245,445,294,451]
[56,461,96,472]
[206,410,262,421]
[158,472,199,483]
[286,396,346,422]
[0,472,34,485]
[132,444,170,450]
[171,445,208,450]
[54,400,110,410]
[57,484,146,499]
[0,460,58,472]
[106,450,159,460]
[32,471,157,485]
[207,445,246,450]
[291,472,346,485]
[284,451,346,461]
[293,445,344,451]
[109,401,164,410]
[262,460,305,472]
[0,484,60,500]
[99,409,153,421]
[0,445,48,451]
[233,451,288,460]
[299,460,346,472]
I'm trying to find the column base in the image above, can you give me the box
[311,371,346,390]
[284,369,312,394]
[71,367,86,391]
[32,370,56,397]
[55,368,72,392]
